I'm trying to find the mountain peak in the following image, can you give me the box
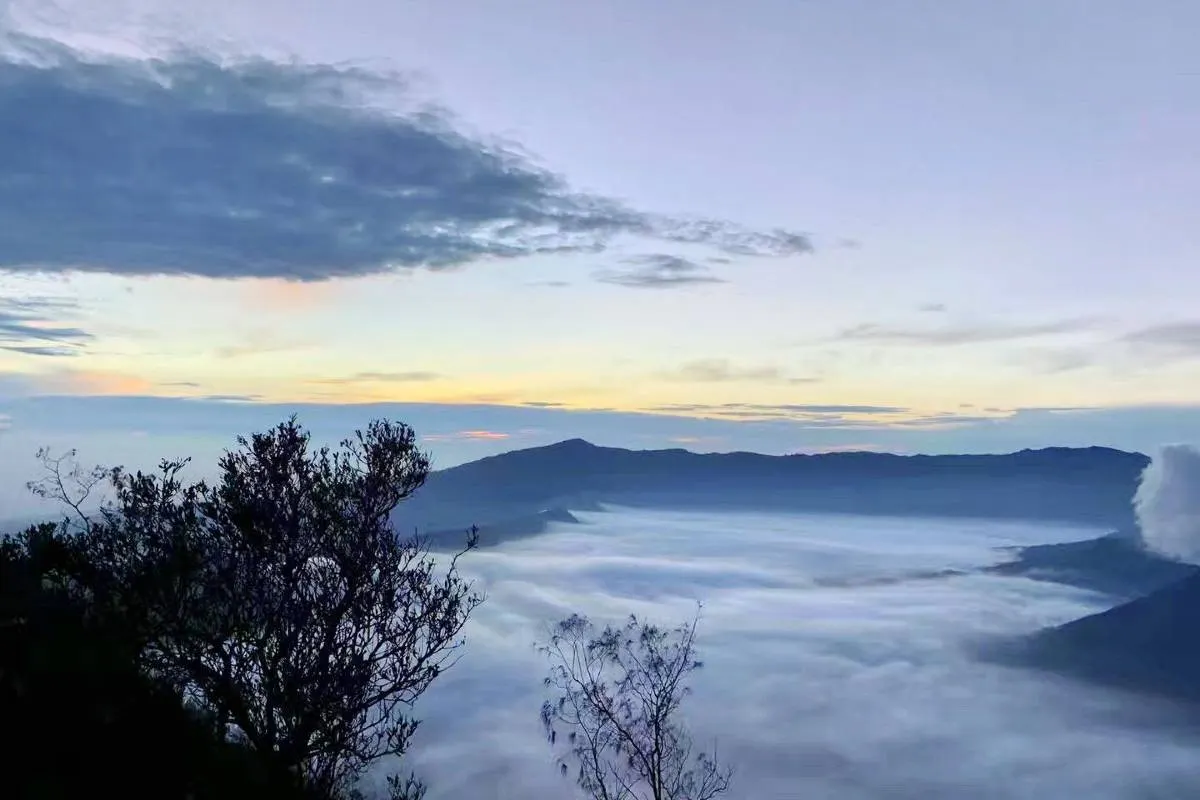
[544,438,597,451]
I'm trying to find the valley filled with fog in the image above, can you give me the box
[396,507,1200,800]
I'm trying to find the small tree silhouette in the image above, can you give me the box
[537,608,732,800]
[28,416,482,798]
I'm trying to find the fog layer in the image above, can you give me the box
[390,508,1200,799]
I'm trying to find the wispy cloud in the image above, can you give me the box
[196,394,264,403]
[0,296,92,357]
[659,358,819,384]
[1014,322,1200,375]
[1120,322,1200,355]
[212,331,315,359]
[422,429,511,442]
[639,402,1002,431]
[595,254,726,289]
[0,34,813,281]
[643,402,933,427]
[309,371,443,385]
[652,402,910,415]
[834,318,1103,346]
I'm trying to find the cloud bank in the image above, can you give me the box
[387,507,1200,799]
[0,33,812,281]
[1135,444,1200,564]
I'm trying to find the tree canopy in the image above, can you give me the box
[8,416,482,799]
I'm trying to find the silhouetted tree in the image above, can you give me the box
[538,608,732,800]
[1,523,316,799]
[28,416,482,799]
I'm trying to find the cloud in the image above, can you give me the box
[1123,323,1200,349]
[834,318,1103,346]
[0,34,813,281]
[0,295,92,357]
[396,507,1191,799]
[659,358,818,384]
[310,371,443,385]
[196,394,264,403]
[211,331,315,359]
[594,254,726,289]
[1020,347,1099,375]
[422,429,511,442]
[649,402,910,417]
[1135,444,1200,564]
[1120,323,1200,364]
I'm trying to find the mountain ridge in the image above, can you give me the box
[994,571,1200,706]
[402,441,1148,546]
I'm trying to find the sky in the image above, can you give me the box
[1,0,1200,512]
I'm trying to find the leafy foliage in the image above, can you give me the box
[21,416,482,798]
[539,608,732,800]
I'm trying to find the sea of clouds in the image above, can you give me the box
[378,507,1200,800]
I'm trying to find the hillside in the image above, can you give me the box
[1000,572,1200,705]
[397,440,1148,545]
[987,531,1198,598]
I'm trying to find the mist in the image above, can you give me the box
[376,507,1200,799]
[1136,444,1200,565]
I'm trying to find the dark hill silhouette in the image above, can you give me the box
[987,531,1198,598]
[994,571,1200,706]
[398,440,1148,547]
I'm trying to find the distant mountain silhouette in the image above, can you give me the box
[993,571,1200,705]
[396,440,1148,547]
[987,531,1198,598]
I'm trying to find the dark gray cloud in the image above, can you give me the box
[659,358,818,384]
[0,295,92,356]
[595,254,726,289]
[835,318,1102,346]
[0,34,813,281]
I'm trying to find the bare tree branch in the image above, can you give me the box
[26,447,113,534]
[537,606,732,800]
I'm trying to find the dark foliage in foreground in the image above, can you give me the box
[3,417,481,799]
[1,524,315,799]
